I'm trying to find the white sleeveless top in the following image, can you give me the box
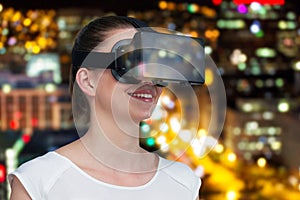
[9,152,201,200]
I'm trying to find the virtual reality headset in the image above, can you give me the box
[72,30,205,86]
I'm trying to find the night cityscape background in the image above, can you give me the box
[0,0,300,199]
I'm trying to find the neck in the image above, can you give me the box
[80,113,156,173]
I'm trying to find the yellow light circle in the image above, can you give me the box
[23,18,32,26]
[32,45,40,54]
[205,68,214,86]
[38,37,47,49]
[25,41,32,49]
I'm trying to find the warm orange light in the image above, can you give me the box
[190,31,199,37]
[201,7,217,18]
[159,1,168,10]
[12,11,21,22]
[167,2,176,10]
[205,29,220,39]
[30,24,39,33]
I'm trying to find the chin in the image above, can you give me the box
[130,109,155,123]
[128,99,157,121]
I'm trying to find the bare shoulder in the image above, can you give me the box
[55,139,82,157]
[55,139,88,165]
[10,176,31,200]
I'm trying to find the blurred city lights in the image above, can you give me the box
[169,117,181,133]
[156,135,167,145]
[257,157,267,168]
[227,152,237,162]
[250,2,262,11]
[161,95,175,109]
[160,143,169,152]
[0,164,5,183]
[187,4,199,14]
[158,1,168,10]
[45,83,56,93]
[141,123,151,134]
[2,84,12,94]
[204,46,213,55]
[293,61,300,71]
[237,4,248,14]
[197,129,207,137]
[214,143,224,153]
[194,165,205,178]
[0,1,300,199]
[250,21,261,34]
[278,101,290,112]
[226,190,238,200]
[242,103,253,112]
[256,47,277,58]
[205,68,214,86]
[159,122,169,132]
[230,49,247,65]
[146,137,156,146]
[212,0,223,6]
[262,111,274,120]
[5,148,18,177]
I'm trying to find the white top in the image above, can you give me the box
[9,151,201,200]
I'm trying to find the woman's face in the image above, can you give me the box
[93,28,163,124]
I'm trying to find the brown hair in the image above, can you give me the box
[70,15,135,95]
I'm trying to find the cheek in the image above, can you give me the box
[94,72,118,112]
[156,87,163,99]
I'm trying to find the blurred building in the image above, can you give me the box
[0,87,72,131]
[212,1,300,172]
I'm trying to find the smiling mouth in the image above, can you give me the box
[128,91,155,102]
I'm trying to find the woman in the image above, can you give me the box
[9,15,201,200]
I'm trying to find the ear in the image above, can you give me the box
[75,68,96,97]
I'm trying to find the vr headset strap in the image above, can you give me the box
[72,50,115,69]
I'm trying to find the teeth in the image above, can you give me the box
[131,93,153,98]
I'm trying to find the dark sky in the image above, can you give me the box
[1,0,299,15]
